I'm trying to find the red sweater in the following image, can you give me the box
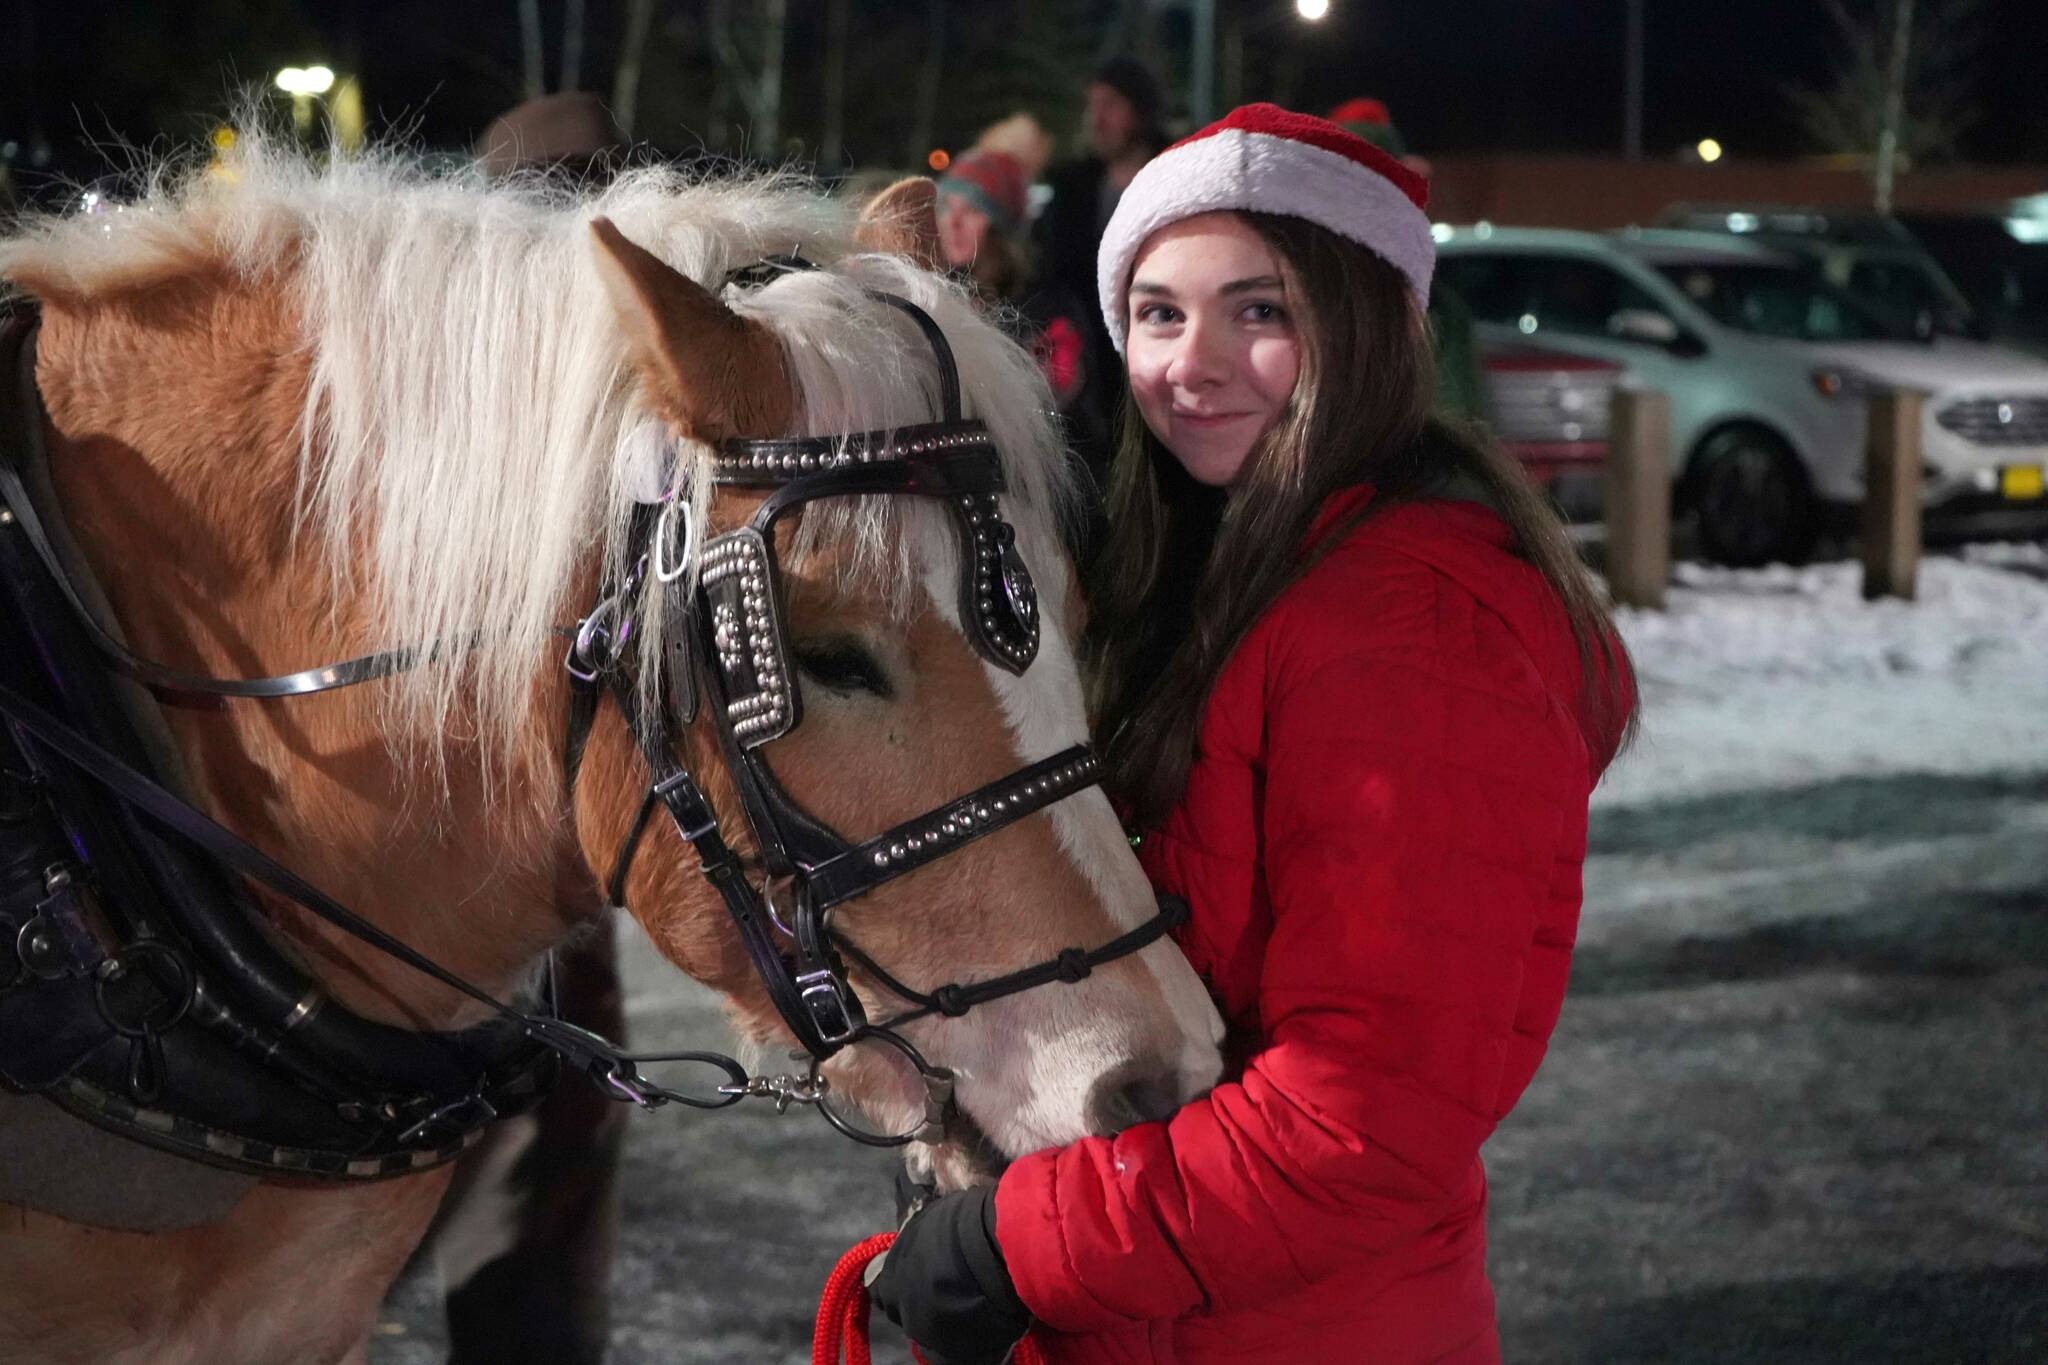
[994,489,1630,1364]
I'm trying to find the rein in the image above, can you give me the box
[0,278,1182,1174]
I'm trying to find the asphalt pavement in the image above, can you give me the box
[377,768,2048,1363]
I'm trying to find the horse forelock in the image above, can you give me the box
[0,132,1075,774]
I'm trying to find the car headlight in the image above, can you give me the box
[1810,367,1882,399]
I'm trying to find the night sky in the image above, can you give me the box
[5,0,2044,190]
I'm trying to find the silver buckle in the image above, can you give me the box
[796,968,861,1046]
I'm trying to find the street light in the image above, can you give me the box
[1696,137,1723,163]
[274,66,336,96]
[275,65,342,142]
[1296,0,1332,19]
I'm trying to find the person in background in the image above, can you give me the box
[1032,57,1170,483]
[1330,95,1491,426]
[934,118,1113,558]
[869,102,1635,1365]
[475,90,623,181]
[935,144,1034,302]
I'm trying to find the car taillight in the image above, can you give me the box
[1811,368,1880,399]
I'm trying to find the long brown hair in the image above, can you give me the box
[1088,211,1634,829]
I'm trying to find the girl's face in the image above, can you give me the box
[1125,213,1302,488]
[936,194,992,274]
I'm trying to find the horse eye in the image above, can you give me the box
[793,638,894,699]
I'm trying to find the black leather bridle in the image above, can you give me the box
[0,277,1181,1170]
[562,283,1184,1141]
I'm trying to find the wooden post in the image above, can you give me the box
[1862,389,1923,601]
[1604,387,1671,610]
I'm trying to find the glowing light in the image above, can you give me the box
[1296,0,1332,19]
[1430,222,1454,243]
[211,126,237,151]
[274,65,336,96]
[927,149,951,172]
[1696,138,1723,163]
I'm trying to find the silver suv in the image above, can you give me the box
[1656,204,1981,342]
[1435,226,2048,564]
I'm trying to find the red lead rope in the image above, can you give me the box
[814,1233,1047,1365]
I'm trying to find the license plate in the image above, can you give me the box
[2002,465,2045,500]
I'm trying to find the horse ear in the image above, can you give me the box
[588,216,794,443]
[855,178,945,272]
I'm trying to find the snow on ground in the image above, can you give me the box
[1597,549,2048,807]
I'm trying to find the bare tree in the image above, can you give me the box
[613,0,657,137]
[820,0,850,168]
[561,0,586,91]
[708,0,789,156]
[1785,0,1985,207]
[519,0,546,99]
[1873,0,1912,212]
[908,0,947,164]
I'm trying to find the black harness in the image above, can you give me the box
[0,308,555,1180]
[0,280,1180,1179]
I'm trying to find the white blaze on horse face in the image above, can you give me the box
[914,519,1224,1159]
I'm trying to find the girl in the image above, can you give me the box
[872,103,1636,1365]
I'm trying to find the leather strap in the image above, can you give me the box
[0,315,431,701]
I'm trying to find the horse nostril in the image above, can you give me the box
[1085,1061,1184,1136]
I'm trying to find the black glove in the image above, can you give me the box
[866,1185,1030,1365]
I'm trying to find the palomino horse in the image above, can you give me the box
[0,139,1223,1363]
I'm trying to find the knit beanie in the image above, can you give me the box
[1096,103,1434,353]
[936,148,1029,237]
[1326,96,1410,159]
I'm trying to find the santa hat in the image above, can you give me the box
[1096,103,1434,353]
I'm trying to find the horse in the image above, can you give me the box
[0,136,1224,1364]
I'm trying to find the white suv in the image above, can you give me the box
[1435,226,2048,564]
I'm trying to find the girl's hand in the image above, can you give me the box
[866,1186,1030,1365]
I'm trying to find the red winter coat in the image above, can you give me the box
[994,488,1631,1364]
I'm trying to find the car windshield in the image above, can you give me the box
[1651,261,1915,342]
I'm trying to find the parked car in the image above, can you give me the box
[1434,226,2048,564]
[1895,208,2048,359]
[1480,345,1620,522]
[1656,202,1980,342]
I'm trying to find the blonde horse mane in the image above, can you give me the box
[0,133,1075,766]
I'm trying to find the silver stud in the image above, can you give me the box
[874,850,891,867]
[890,843,907,860]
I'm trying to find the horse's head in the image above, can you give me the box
[0,145,1221,1190]
[573,189,1222,1185]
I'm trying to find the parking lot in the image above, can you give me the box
[376,552,2048,1364]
